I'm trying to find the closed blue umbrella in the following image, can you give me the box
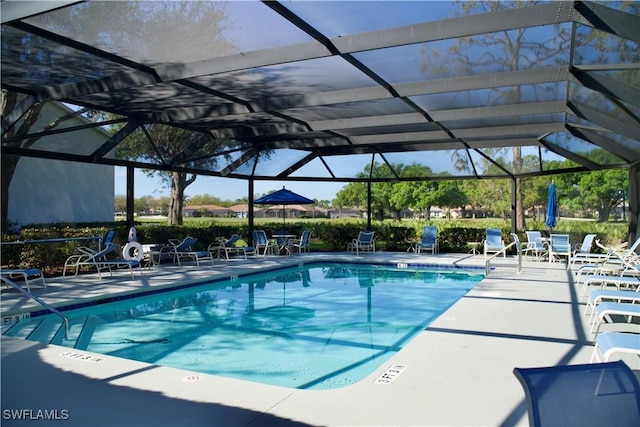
[545,182,558,229]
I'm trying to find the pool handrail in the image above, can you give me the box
[485,234,522,276]
[0,275,69,340]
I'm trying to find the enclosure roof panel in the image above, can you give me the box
[2,1,638,181]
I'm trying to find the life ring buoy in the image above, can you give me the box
[123,241,143,261]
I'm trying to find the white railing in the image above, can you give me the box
[485,234,522,276]
[1,276,69,340]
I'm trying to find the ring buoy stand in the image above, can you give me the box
[123,241,143,261]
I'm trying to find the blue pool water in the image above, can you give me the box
[21,262,484,389]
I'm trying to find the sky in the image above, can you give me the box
[113,167,345,203]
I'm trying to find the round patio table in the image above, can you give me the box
[272,234,296,255]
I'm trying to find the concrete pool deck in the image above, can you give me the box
[2,252,639,426]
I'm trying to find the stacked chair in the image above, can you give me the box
[572,238,640,364]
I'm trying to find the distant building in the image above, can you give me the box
[228,204,251,218]
[183,204,232,217]
[450,206,490,219]
[328,207,361,219]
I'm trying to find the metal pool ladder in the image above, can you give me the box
[1,275,69,340]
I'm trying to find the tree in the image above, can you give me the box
[521,176,552,221]
[315,199,332,210]
[114,195,127,213]
[116,124,234,225]
[576,170,627,222]
[134,197,150,215]
[419,0,572,230]
[187,194,225,207]
[432,181,468,219]
[389,164,435,218]
[334,182,367,210]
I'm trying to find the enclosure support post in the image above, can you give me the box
[628,164,639,244]
[511,178,517,234]
[248,179,255,246]
[367,181,372,230]
[126,165,135,228]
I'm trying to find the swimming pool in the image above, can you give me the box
[8,262,484,389]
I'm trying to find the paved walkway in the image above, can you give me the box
[1,252,638,426]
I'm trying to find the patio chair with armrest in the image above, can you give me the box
[483,228,505,258]
[347,231,376,255]
[289,230,312,255]
[548,234,571,263]
[252,230,277,256]
[416,226,438,254]
[523,231,548,261]
[513,361,640,427]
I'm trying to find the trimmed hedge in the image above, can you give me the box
[1,219,629,276]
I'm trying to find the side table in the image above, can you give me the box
[467,242,481,255]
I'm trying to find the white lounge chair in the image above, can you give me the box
[609,236,640,262]
[591,332,640,363]
[578,256,640,301]
[63,243,142,279]
[579,274,640,302]
[165,237,215,265]
[208,234,253,259]
[63,243,117,276]
[574,262,624,287]
[580,237,640,274]
[0,268,46,292]
[568,234,609,267]
[591,302,640,337]
[585,287,640,325]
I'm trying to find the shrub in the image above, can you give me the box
[1,219,629,276]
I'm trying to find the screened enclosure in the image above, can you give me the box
[1,1,638,235]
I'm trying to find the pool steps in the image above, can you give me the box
[3,315,94,349]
